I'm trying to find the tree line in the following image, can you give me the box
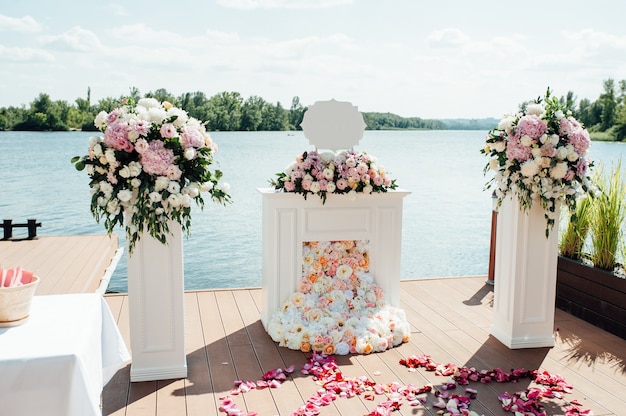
[2,80,625,138]
[0,87,445,132]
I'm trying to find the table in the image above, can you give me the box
[0,293,131,416]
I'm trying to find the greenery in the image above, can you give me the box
[560,160,626,273]
[559,194,593,260]
[0,87,445,132]
[3,78,626,135]
[590,160,626,271]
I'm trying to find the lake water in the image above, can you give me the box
[1,130,624,293]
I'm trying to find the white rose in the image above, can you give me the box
[93,143,103,157]
[118,166,131,178]
[149,191,162,203]
[539,134,549,144]
[137,98,160,108]
[555,110,565,119]
[94,111,108,128]
[106,199,120,215]
[526,103,545,116]
[167,193,181,208]
[323,168,334,180]
[557,146,568,160]
[184,147,196,160]
[105,149,117,164]
[201,182,214,192]
[167,181,181,194]
[99,181,113,197]
[130,178,141,188]
[179,194,192,207]
[218,182,231,193]
[128,161,142,177]
[167,107,189,126]
[155,176,170,191]
[567,151,579,162]
[363,185,373,194]
[520,135,534,147]
[326,182,336,193]
[182,184,200,198]
[493,141,506,152]
[310,182,321,194]
[117,189,133,203]
[497,115,516,132]
[550,162,568,179]
[550,134,560,146]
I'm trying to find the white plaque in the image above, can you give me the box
[300,99,366,151]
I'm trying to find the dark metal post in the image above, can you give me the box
[2,219,12,240]
[486,192,498,285]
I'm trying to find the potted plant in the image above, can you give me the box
[557,160,626,339]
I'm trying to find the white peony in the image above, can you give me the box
[526,103,545,116]
[117,189,133,203]
[550,162,568,179]
[520,159,540,177]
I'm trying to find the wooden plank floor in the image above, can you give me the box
[0,234,119,294]
[103,276,626,416]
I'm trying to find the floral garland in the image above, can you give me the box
[269,149,397,203]
[481,89,594,236]
[266,240,410,355]
[72,97,231,253]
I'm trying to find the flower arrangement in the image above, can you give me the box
[72,97,231,253]
[481,89,595,235]
[266,240,410,355]
[269,149,398,203]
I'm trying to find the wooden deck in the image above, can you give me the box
[0,234,120,294]
[103,276,626,416]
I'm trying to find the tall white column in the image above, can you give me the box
[491,197,560,349]
[127,220,187,381]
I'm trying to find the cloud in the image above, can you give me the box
[41,26,104,52]
[216,0,352,9]
[109,3,129,17]
[427,28,470,48]
[0,45,55,62]
[0,14,42,32]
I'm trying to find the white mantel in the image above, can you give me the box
[259,188,410,328]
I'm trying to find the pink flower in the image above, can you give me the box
[166,164,182,181]
[284,181,296,192]
[141,140,175,176]
[568,128,590,155]
[104,121,133,152]
[159,123,178,138]
[515,114,547,140]
[181,126,205,148]
[505,136,532,162]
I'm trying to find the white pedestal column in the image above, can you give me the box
[491,197,559,349]
[127,220,187,381]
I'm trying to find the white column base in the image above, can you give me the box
[127,220,187,381]
[491,197,559,349]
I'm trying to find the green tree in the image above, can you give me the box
[207,91,243,131]
[241,95,266,131]
[600,78,617,131]
[288,96,306,130]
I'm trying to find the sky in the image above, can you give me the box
[1,0,626,119]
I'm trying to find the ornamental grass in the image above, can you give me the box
[559,194,593,261]
[589,160,626,271]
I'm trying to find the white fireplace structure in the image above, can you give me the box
[259,188,410,328]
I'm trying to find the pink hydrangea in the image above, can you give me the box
[505,136,532,162]
[515,114,547,140]
[141,140,175,176]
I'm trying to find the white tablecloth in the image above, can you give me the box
[0,293,131,416]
